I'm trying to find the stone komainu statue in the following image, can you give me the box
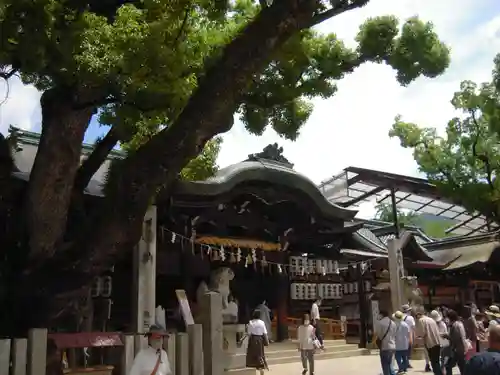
[196,267,235,310]
[403,276,424,310]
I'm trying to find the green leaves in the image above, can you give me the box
[1,1,450,154]
[390,55,500,221]
[240,15,450,140]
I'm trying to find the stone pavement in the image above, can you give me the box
[267,354,461,375]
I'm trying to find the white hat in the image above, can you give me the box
[430,310,442,322]
[401,304,411,312]
[486,305,500,318]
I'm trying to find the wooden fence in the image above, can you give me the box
[0,325,204,375]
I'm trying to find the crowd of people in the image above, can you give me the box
[375,303,500,375]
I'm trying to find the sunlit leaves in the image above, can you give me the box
[390,56,500,221]
[0,0,449,145]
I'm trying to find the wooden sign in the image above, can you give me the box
[176,289,195,326]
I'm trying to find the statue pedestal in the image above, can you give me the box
[223,324,246,370]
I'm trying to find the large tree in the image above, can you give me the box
[0,0,450,333]
[390,55,500,230]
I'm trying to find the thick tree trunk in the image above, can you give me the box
[25,87,94,260]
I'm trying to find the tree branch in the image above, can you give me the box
[173,7,190,46]
[302,0,369,29]
[469,109,495,191]
[74,127,119,191]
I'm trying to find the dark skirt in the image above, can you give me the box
[246,335,268,369]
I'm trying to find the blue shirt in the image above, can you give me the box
[395,321,410,351]
[465,350,500,375]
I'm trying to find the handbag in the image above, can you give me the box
[263,334,269,347]
[376,321,392,349]
[311,326,321,349]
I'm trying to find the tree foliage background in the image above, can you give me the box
[374,203,454,238]
[390,55,500,229]
[0,0,450,333]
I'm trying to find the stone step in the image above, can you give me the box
[264,344,359,359]
[227,343,370,369]
[266,348,370,366]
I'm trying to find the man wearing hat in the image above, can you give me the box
[401,304,416,369]
[486,305,500,328]
[415,307,443,375]
[394,311,412,374]
[129,325,171,375]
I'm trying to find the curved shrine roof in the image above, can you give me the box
[170,158,358,221]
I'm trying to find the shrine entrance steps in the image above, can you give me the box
[230,340,369,369]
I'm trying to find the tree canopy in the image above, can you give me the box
[0,0,451,333]
[374,203,454,238]
[390,55,500,227]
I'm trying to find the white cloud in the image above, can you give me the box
[218,0,500,186]
[0,75,41,134]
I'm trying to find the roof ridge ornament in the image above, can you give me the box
[247,143,294,168]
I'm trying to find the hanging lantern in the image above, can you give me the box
[101,276,113,298]
[171,232,176,243]
[220,246,226,262]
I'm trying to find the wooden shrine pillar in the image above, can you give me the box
[276,272,289,342]
[356,263,369,348]
[132,206,157,333]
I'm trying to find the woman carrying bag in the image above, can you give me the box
[297,314,319,375]
[245,310,270,375]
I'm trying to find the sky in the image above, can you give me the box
[1,0,500,219]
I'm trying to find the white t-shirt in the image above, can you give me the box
[297,324,315,350]
[403,314,416,331]
[247,319,267,335]
[311,303,320,320]
[129,347,171,375]
[375,317,396,351]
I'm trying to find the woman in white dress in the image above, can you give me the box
[129,325,171,375]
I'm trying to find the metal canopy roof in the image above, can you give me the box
[318,166,499,236]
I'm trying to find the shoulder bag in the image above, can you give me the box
[376,321,392,349]
[150,350,162,375]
